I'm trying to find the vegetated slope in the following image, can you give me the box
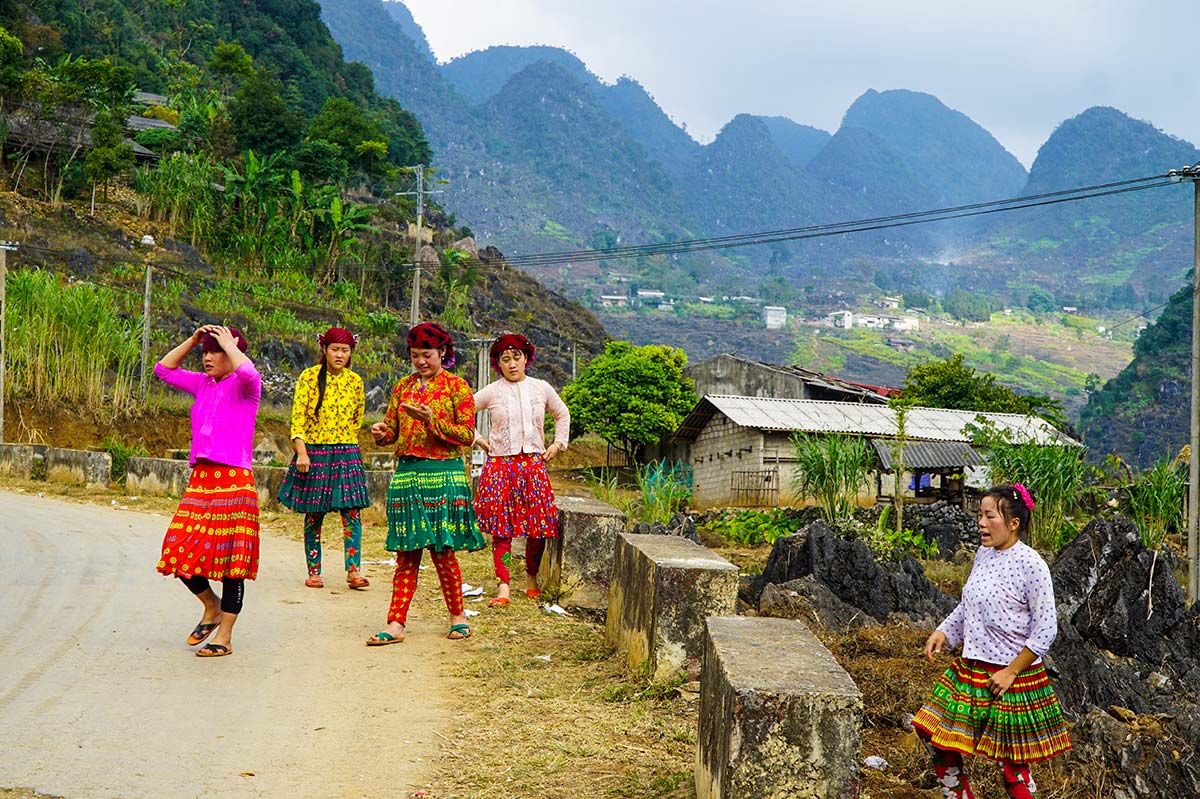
[754,115,831,168]
[984,107,1199,296]
[839,89,1028,206]
[0,189,607,406]
[1079,280,1191,467]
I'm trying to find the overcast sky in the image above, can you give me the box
[401,0,1199,168]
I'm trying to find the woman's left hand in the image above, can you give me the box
[987,667,1017,697]
[401,402,433,423]
[542,442,563,462]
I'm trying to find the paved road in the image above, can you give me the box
[0,491,452,798]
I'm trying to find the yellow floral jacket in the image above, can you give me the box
[289,365,364,445]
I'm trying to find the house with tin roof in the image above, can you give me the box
[673,395,1076,508]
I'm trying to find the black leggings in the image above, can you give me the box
[180,575,245,615]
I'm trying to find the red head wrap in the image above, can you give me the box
[199,327,248,353]
[489,333,536,373]
[406,322,456,367]
[317,327,358,367]
[318,326,359,349]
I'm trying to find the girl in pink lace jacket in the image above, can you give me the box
[472,334,570,607]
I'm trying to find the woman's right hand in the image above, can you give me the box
[296,452,311,473]
[923,630,947,663]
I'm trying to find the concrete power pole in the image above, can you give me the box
[1183,163,1200,605]
[141,264,152,399]
[409,165,424,327]
[395,166,443,328]
[0,241,16,444]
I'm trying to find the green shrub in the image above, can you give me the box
[102,436,149,482]
[790,433,874,524]
[1124,458,1185,550]
[704,509,804,547]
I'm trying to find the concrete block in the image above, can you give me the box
[607,533,738,679]
[0,443,44,479]
[696,616,862,799]
[125,457,191,497]
[252,465,286,509]
[364,453,395,471]
[45,447,112,487]
[537,495,626,609]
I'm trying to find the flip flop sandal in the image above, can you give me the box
[486,597,510,608]
[448,623,472,640]
[347,573,370,590]
[525,588,542,599]
[196,643,232,657]
[305,575,324,589]
[366,630,405,646]
[186,620,221,646]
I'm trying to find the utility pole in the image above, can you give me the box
[0,241,16,444]
[571,342,578,380]
[1180,162,1200,605]
[141,263,152,399]
[395,165,443,328]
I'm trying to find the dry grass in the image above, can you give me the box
[421,572,698,799]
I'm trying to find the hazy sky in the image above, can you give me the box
[401,1,1199,168]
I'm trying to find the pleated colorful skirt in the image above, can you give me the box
[277,443,370,513]
[473,453,559,539]
[912,657,1072,763]
[385,456,486,553]
[156,464,260,580]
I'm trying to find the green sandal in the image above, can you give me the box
[448,623,472,640]
[366,630,405,646]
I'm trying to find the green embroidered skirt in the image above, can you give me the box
[385,456,485,553]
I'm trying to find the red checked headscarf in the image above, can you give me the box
[199,327,248,353]
[406,322,456,367]
[489,333,536,372]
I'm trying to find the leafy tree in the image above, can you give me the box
[1026,287,1056,314]
[562,341,698,463]
[902,354,1068,430]
[84,107,133,207]
[228,70,302,155]
[207,41,254,92]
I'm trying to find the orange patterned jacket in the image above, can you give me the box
[376,370,475,459]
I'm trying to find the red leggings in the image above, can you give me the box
[925,739,1036,798]
[491,536,546,584]
[387,549,465,625]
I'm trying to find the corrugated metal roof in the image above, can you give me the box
[675,395,1077,446]
[871,439,984,471]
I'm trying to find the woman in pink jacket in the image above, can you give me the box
[154,325,261,658]
[473,334,570,607]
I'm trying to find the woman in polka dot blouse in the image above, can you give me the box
[911,483,1071,799]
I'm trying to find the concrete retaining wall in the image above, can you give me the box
[0,443,110,486]
[537,495,627,609]
[0,443,45,479]
[696,616,862,799]
[126,457,396,517]
[607,533,738,679]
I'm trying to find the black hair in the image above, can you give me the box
[314,361,328,420]
[313,344,353,420]
[981,484,1033,535]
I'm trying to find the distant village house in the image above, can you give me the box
[762,305,787,330]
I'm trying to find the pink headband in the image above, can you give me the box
[1012,483,1035,511]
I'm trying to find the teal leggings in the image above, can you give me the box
[304,509,362,575]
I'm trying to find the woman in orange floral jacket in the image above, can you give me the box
[366,323,485,646]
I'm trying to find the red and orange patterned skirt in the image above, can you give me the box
[156,464,260,581]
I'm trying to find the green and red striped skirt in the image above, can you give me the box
[912,657,1071,763]
[156,464,260,581]
[385,456,486,553]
